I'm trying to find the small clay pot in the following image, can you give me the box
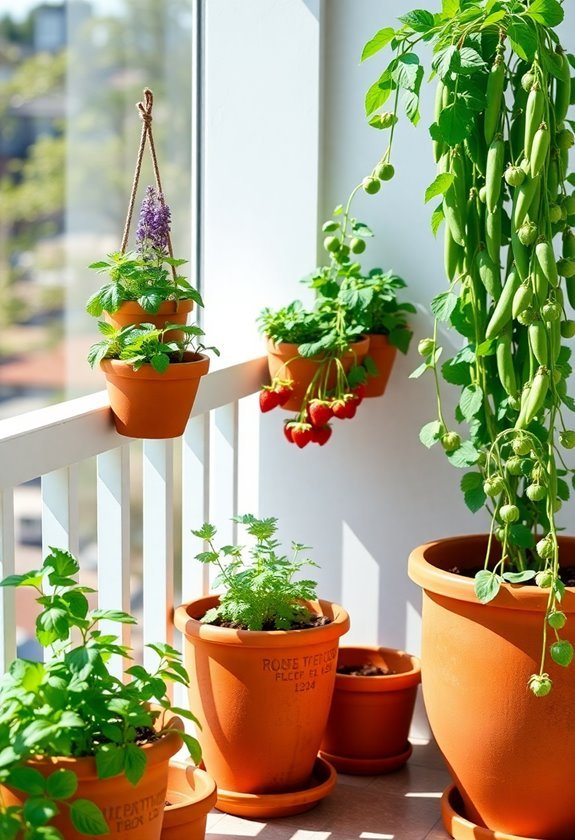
[161,763,217,840]
[105,300,194,341]
[363,334,397,397]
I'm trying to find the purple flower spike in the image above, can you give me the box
[135,185,171,256]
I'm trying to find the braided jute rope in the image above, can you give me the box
[120,88,177,281]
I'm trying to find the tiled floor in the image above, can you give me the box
[206,740,452,840]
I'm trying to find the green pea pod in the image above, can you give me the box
[532,262,549,308]
[513,174,540,230]
[465,192,481,265]
[528,320,548,366]
[559,147,569,182]
[486,136,504,213]
[477,246,502,299]
[433,81,446,163]
[465,130,487,176]
[486,269,521,339]
[529,123,550,178]
[452,149,468,213]
[511,225,530,281]
[536,240,559,288]
[564,229,575,259]
[510,113,525,164]
[567,276,575,309]
[548,154,559,200]
[512,280,533,318]
[515,383,532,428]
[555,51,572,125]
[549,316,561,363]
[520,367,550,428]
[484,59,505,145]
[496,325,517,397]
[524,85,545,158]
[486,205,502,265]
[443,173,466,248]
[444,227,463,282]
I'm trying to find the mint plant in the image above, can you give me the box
[87,321,219,373]
[0,547,201,838]
[192,514,320,631]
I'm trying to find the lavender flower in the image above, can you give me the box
[135,185,171,257]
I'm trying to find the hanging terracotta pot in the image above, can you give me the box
[409,535,575,840]
[265,336,369,411]
[105,300,194,340]
[161,763,217,840]
[319,645,420,774]
[2,721,182,840]
[100,352,209,439]
[363,334,397,398]
[173,595,349,816]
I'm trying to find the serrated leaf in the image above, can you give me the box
[459,384,483,420]
[365,73,394,116]
[442,0,459,18]
[446,440,479,467]
[124,743,147,785]
[8,766,46,796]
[399,9,435,31]
[95,743,125,779]
[90,609,137,624]
[508,523,535,549]
[419,420,443,448]
[432,45,459,79]
[525,0,564,27]
[392,53,422,91]
[438,100,473,145]
[361,27,395,62]
[431,202,445,236]
[46,769,78,800]
[23,797,58,827]
[475,570,501,604]
[403,90,420,125]
[425,173,455,204]
[461,472,486,513]
[70,800,109,835]
[508,19,538,62]
[431,291,458,321]
[550,639,574,668]
[458,47,486,73]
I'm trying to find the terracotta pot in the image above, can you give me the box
[409,534,575,840]
[100,352,209,439]
[105,300,194,341]
[173,596,350,806]
[265,337,370,411]
[363,334,397,397]
[161,763,217,840]
[2,718,182,839]
[319,645,420,774]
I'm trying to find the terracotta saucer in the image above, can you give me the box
[442,784,540,840]
[319,741,413,775]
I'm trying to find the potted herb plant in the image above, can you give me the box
[88,321,218,439]
[173,514,349,818]
[258,192,413,447]
[0,547,205,839]
[364,1,575,837]
[319,646,421,776]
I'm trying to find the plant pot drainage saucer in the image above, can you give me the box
[319,741,412,775]
[214,757,337,819]
[442,783,540,840]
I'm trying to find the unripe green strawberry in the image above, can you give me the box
[494,526,506,542]
[506,455,523,476]
[518,220,538,246]
[564,194,575,215]
[560,430,575,449]
[517,307,537,326]
[504,165,525,187]
[531,464,544,484]
[362,176,381,195]
[557,128,575,150]
[526,482,546,501]
[536,568,554,588]
[478,185,487,203]
[521,71,535,92]
[549,203,562,223]
[548,610,567,630]
[484,475,505,496]
[375,162,395,181]
[372,111,397,129]
[324,235,340,253]
[441,431,461,452]
[536,535,555,561]
[512,434,532,456]
[322,220,339,232]
[418,338,435,357]
[500,503,520,523]
[520,157,531,174]
[528,673,552,697]
[561,320,575,338]
[542,300,561,322]
[551,639,574,668]
[557,258,575,278]
[350,237,366,254]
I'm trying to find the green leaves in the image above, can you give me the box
[70,800,108,835]
[438,100,474,145]
[459,384,483,420]
[398,9,436,31]
[474,570,501,603]
[550,640,574,668]
[525,0,564,27]
[507,18,538,61]
[431,291,458,321]
[361,27,395,62]
[419,420,444,448]
[425,173,454,204]
[461,472,486,512]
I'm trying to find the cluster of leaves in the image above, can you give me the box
[363,0,575,693]
[87,321,219,373]
[0,548,201,838]
[192,515,320,631]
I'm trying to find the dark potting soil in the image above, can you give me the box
[337,663,396,676]
[207,614,332,631]
[448,565,575,587]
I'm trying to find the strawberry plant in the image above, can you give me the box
[0,548,200,838]
[364,0,575,693]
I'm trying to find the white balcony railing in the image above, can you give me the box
[0,356,267,675]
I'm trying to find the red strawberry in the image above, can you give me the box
[259,388,280,413]
[308,400,332,428]
[352,383,366,403]
[274,381,294,406]
[291,423,313,448]
[343,400,357,419]
[283,422,296,443]
[311,424,332,446]
[331,400,348,419]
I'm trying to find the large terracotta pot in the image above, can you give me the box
[319,645,420,774]
[161,763,217,840]
[363,334,397,398]
[409,535,575,840]
[174,596,349,805]
[265,337,369,411]
[105,300,194,340]
[2,719,182,839]
[100,352,209,439]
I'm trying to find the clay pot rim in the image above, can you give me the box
[100,352,210,381]
[110,299,195,314]
[334,645,421,692]
[25,713,183,780]
[163,762,217,827]
[409,534,575,610]
[174,595,350,647]
[265,336,370,356]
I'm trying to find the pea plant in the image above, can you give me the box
[0,548,200,838]
[363,0,575,694]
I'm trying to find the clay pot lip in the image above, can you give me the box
[174,595,350,647]
[265,336,370,356]
[409,534,575,610]
[364,332,393,347]
[25,714,183,780]
[112,299,195,315]
[164,762,217,823]
[100,352,210,381]
[334,645,421,692]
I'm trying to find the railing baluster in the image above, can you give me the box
[209,402,239,553]
[0,489,16,671]
[181,414,210,602]
[97,445,131,678]
[41,466,79,557]
[142,440,174,672]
